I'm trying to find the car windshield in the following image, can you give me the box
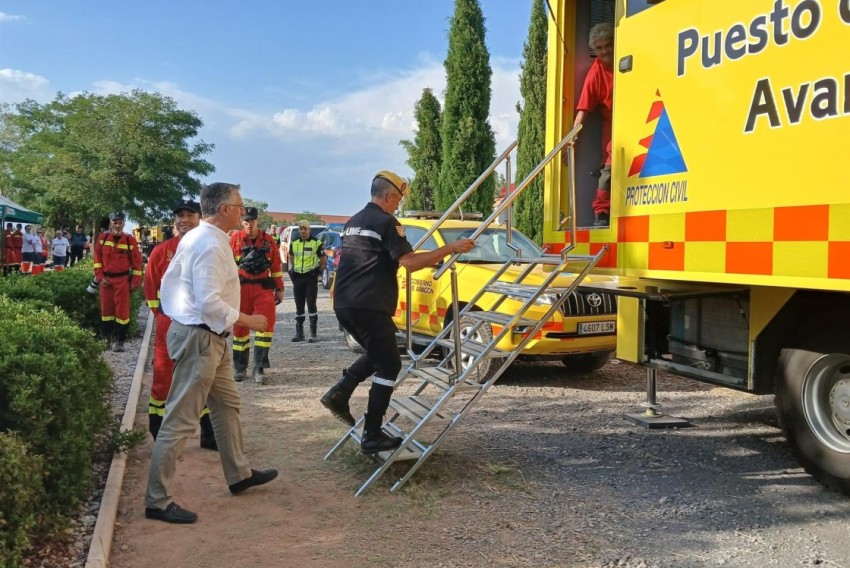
[438,227,542,263]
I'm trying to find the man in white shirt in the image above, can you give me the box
[21,225,38,264]
[144,182,279,524]
[51,230,70,267]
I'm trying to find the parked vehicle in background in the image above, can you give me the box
[316,230,342,289]
[278,223,326,272]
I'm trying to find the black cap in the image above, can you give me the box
[241,207,259,221]
[110,212,126,221]
[172,199,201,214]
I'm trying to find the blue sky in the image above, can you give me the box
[0,1,534,216]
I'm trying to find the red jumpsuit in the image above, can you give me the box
[143,237,215,445]
[93,231,143,343]
[10,229,22,265]
[3,228,13,271]
[229,229,284,379]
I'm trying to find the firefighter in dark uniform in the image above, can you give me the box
[289,219,326,343]
[93,212,143,351]
[230,207,284,385]
[320,171,475,454]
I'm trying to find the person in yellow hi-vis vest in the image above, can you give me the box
[288,219,326,343]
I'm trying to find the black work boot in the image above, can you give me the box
[149,413,163,441]
[360,412,402,455]
[199,413,218,451]
[252,366,265,385]
[320,372,356,426]
[291,319,305,342]
[307,316,318,343]
[233,348,249,381]
[113,323,127,351]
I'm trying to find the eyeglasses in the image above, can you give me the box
[222,202,245,211]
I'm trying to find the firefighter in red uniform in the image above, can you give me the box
[11,223,23,271]
[3,222,14,275]
[143,199,217,450]
[93,212,143,351]
[230,207,284,385]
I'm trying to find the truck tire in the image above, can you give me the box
[561,350,612,373]
[445,313,499,384]
[776,339,850,496]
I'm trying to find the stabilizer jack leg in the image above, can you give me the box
[624,368,692,429]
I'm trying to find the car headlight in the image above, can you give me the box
[535,293,560,305]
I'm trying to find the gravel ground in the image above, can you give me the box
[39,288,850,568]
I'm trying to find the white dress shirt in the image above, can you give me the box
[161,220,240,333]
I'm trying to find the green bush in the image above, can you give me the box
[0,432,44,568]
[0,296,112,534]
[0,267,142,336]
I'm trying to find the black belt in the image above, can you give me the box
[104,271,130,277]
[191,323,230,338]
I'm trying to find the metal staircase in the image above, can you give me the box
[325,125,608,495]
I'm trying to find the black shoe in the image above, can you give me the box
[144,501,197,524]
[593,212,610,227]
[234,370,246,382]
[320,386,355,426]
[200,437,218,451]
[307,336,317,343]
[291,335,305,342]
[112,340,125,352]
[360,430,403,455]
[252,367,264,385]
[229,468,279,495]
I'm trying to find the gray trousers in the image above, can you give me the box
[145,322,251,509]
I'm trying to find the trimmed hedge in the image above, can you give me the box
[0,295,112,563]
[0,432,44,568]
[0,262,142,336]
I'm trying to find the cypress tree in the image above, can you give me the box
[399,88,442,211]
[438,0,497,214]
[514,0,548,244]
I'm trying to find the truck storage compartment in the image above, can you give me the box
[668,295,749,379]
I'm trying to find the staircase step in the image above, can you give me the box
[466,310,537,328]
[485,281,571,299]
[389,396,451,426]
[350,423,424,462]
[509,254,595,265]
[410,366,481,391]
[436,338,510,358]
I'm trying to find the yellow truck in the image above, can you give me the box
[544,0,850,493]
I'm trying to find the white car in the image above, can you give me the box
[278,223,327,271]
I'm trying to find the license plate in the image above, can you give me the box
[578,321,616,335]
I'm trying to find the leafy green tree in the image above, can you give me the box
[438,0,497,215]
[514,0,548,244]
[400,88,442,211]
[3,90,214,227]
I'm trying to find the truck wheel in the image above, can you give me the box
[561,351,612,373]
[776,341,850,495]
[322,267,331,289]
[445,313,499,384]
[343,329,364,354]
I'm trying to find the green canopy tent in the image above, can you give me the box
[1,195,45,271]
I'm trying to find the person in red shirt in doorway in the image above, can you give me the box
[93,212,143,351]
[574,22,614,227]
[144,199,217,450]
[229,207,284,385]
